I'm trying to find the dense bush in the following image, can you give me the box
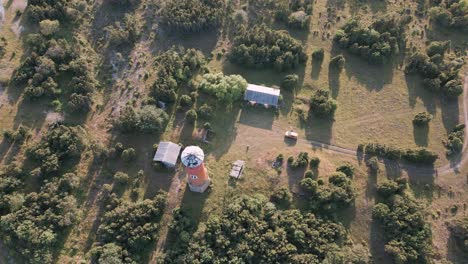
[0,165,24,215]
[448,216,468,252]
[0,37,7,58]
[26,125,85,174]
[309,157,320,168]
[114,172,129,185]
[309,89,337,117]
[444,124,464,155]
[329,55,345,69]
[336,163,355,178]
[289,152,309,168]
[116,105,168,134]
[229,24,307,71]
[179,95,193,107]
[275,0,313,29]
[312,48,325,61]
[405,47,464,98]
[198,73,248,106]
[300,172,356,212]
[151,48,205,103]
[105,14,141,47]
[92,192,167,263]
[429,1,468,31]
[334,16,409,64]
[160,0,225,32]
[162,207,197,263]
[373,179,433,263]
[413,112,433,126]
[183,195,350,263]
[366,156,380,172]
[281,74,299,91]
[3,125,31,144]
[362,142,438,164]
[25,0,79,23]
[197,104,213,120]
[121,148,136,162]
[185,109,198,124]
[1,175,80,263]
[270,187,293,208]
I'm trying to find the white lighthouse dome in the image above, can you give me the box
[181,146,205,168]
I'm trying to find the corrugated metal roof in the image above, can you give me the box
[153,142,182,167]
[244,84,280,106]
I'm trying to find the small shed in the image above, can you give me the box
[244,84,281,108]
[229,160,245,179]
[153,142,182,168]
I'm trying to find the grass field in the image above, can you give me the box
[0,0,467,263]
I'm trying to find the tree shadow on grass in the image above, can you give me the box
[238,106,275,130]
[304,114,334,144]
[440,96,460,134]
[335,204,356,229]
[328,66,341,99]
[370,219,392,264]
[286,165,306,194]
[153,28,220,57]
[413,125,429,147]
[311,59,323,80]
[447,230,468,264]
[179,186,209,230]
[404,74,437,114]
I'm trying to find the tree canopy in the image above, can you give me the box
[198,73,248,106]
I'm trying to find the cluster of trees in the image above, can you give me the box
[334,16,410,64]
[448,215,468,253]
[162,207,197,263]
[25,0,80,23]
[405,41,464,98]
[288,152,309,168]
[1,173,80,263]
[444,124,465,155]
[300,171,356,212]
[309,89,337,117]
[91,191,167,263]
[160,0,225,32]
[3,125,31,144]
[281,74,299,91]
[373,178,433,263]
[116,105,168,134]
[429,0,468,31]
[229,24,307,71]
[275,0,313,29]
[180,195,359,263]
[0,165,24,215]
[152,48,205,103]
[198,73,248,106]
[26,125,85,175]
[360,142,439,164]
[105,14,141,47]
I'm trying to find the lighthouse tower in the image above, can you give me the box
[181,146,210,193]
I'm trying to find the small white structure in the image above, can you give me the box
[153,142,182,168]
[229,160,245,179]
[244,84,281,108]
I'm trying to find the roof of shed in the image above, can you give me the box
[244,84,280,106]
[153,142,182,166]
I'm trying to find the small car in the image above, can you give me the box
[284,130,298,140]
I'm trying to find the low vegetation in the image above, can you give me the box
[429,0,468,31]
[362,142,439,164]
[309,89,337,117]
[444,124,465,155]
[198,73,247,106]
[116,105,169,134]
[448,215,468,253]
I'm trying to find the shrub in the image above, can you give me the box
[270,187,293,208]
[121,148,136,162]
[363,142,438,165]
[198,73,247,106]
[310,89,337,117]
[197,104,213,119]
[39,19,60,36]
[448,216,468,252]
[117,105,168,134]
[0,37,7,58]
[366,156,379,172]
[305,170,314,179]
[336,163,355,178]
[330,55,345,69]
[429,3,468,31]
[426,41,450,57]
[445,124,464,155]
[179,95,193,107]
[290,152,309,169]
[312,48,325,61]
[281,74,299,91]
[185,109,198,124]
[413,112,433,126]
[114,172,129,184]
[309,157,320,168]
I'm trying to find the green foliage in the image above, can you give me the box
[270,187,293,208]
[185,109,198,124]
[426,40,451,57]
[26,125,84,175]
[329,55,345,69]
[363,142,438,164]
[92,192,167,263]
[152,48,205,103]
[114,172,129,185]
[3,125,31,144]
[198,73,248,105]
[116,105,168,134]
[229,24,307,71]
[281,74,299,91]
[179,95,193,107]
[373,179,432,263]
[304,170,314,179]
[121,148,136,162]
[1,175,80,264]
[105,14,141,47]
[312,48,325,61]
[300,172,355,212]
[366,156,379,172]
[429,1,468,31]
[39,19,60,36]
[334,16,408,64]
[309,157,320,168]
[444,124,465,155]
[0,37,7,58]
[336,163,355,178]
[413,112,433,126]
[405,51,464,98]
[160,0,225,32]
[289,152,309,169]
[0,165,24,215]
[183,195,348,263]
[448,216,468,252]
[163,207,197,263]
[275,0,313,29]
[310,89,337,117]
[25,0,79,23]
[197,104,213,119]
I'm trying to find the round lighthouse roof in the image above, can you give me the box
[181,146,205,168]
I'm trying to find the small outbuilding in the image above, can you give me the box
[153,142,182,168]
[244,84,281,108]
